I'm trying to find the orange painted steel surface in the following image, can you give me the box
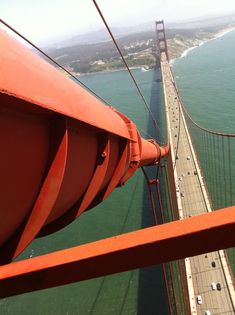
[0,29,129,139]
[0,205,235,297]
[0,30,168,261]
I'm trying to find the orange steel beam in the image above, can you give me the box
[0,205,235,298]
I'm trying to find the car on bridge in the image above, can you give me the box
[197,295,202,305]
[211,282,216,290]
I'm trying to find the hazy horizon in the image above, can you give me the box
[1,1,235,46]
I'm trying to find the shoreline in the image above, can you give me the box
[76,66,144,77]
[71,24,235,76]
[171,25,235,64]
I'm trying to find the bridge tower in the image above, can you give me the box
[155,20,169,62]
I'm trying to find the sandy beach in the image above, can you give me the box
[175,25,235,62]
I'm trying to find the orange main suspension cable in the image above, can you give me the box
[0,18,108,105]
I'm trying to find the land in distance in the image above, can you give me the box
[45,15,235,75]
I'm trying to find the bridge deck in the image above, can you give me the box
[161,60,235,314]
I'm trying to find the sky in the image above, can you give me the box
[1,0,235,45]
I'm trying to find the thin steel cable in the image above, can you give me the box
[161,162,173,220]
[170,67,235,137]
[173,94,181,170]
[205,132,211,199]
[169,261,179,315]
[222,136,227,206]
[141,164,173,314]
[179,259,190,314]
[228,137,233,205]
[0,18,109,105]
[162,263,173,315]
[164,162,175,221]
[215,135,220,208]
[212,136,216,207]
[180,259,190,313]
[165,155,178,218]
[209,136,214,206]
[167,162,176,218]
[139,127,156,141]
[156,176,164,224]
[141,166,158,225]
[92,0,162,137]
[205,133,209,182]
[217,136,222,209]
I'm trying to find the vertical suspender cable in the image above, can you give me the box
[205,133,210,191]
[141,167,158,225]
[222,136,227,207]
[213,133,217,206]
[169,261,178,315]
[228,136,233,205]
[157,175,173,315]
[141,164,172,314]
[218,136,222,209]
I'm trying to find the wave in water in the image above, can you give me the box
[180,45,197,58]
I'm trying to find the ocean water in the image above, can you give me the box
[1,29,235,315]
[173,29,235,133]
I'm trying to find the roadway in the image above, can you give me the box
[161,60,235,315]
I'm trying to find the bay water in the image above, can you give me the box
[173,29,235,133]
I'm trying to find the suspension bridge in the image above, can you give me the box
[156,20,235,313]
[0,8,235,314]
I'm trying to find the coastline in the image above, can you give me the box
[69,24,235,76]
[171,25,235,64]
[75,66,144,77]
